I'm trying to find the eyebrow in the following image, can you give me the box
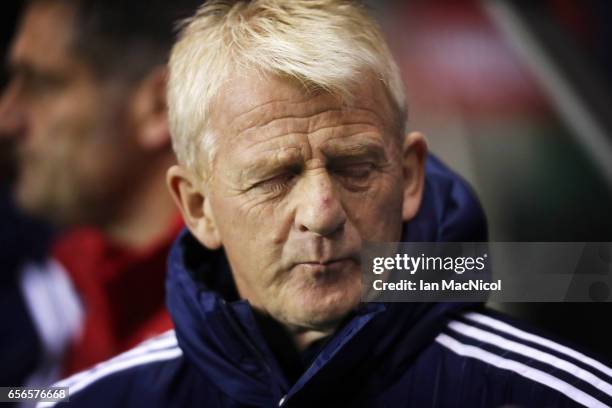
[7,59,68,84]
[6,62,45,85]
[240,147,304,183]
[320,140,387,163]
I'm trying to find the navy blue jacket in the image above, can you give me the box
[1,184,54,388]
[42,157,612,408]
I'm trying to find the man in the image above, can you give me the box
[43,1,610,407]
[0,0,200,386]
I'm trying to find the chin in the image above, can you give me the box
[15,185,77,226]
[268,263,363,330]
[283,283,362,331]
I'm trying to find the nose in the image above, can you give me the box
[294,170,347,237]
[0,79,26,139]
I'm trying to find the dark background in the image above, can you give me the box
[366,0,612,363]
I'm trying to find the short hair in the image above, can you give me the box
[167,0,407,179]
[31,0,202,82]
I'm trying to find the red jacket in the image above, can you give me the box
[52,217,183,376]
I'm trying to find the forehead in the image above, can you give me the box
[10,2,76,71]
[209,71,397,146]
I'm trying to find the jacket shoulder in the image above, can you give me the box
[37,331,186,408]
[429,308,612,407]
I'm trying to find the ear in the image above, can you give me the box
[166,165,222,249]
[130,66,170,150]
[401,131,428,221]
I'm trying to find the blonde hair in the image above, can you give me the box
[167,0,407,178]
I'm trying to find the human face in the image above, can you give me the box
[204,73,410,331]
[0,2,139,225]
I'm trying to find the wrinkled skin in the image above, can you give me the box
[169,72,426,340]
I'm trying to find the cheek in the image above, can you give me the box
[212,194,289,282]
[345,177,404,242]
[223,191,294,244]
[29,89,97,155]
[61,95,130,186]
[23,112,79,187]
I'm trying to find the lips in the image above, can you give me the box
[293,258,356,276]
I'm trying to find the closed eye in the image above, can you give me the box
[253,172,298,194]
[334,163,375,180]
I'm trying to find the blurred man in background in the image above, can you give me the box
[0,0,199,387]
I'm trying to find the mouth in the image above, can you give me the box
[293,258,357,277]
